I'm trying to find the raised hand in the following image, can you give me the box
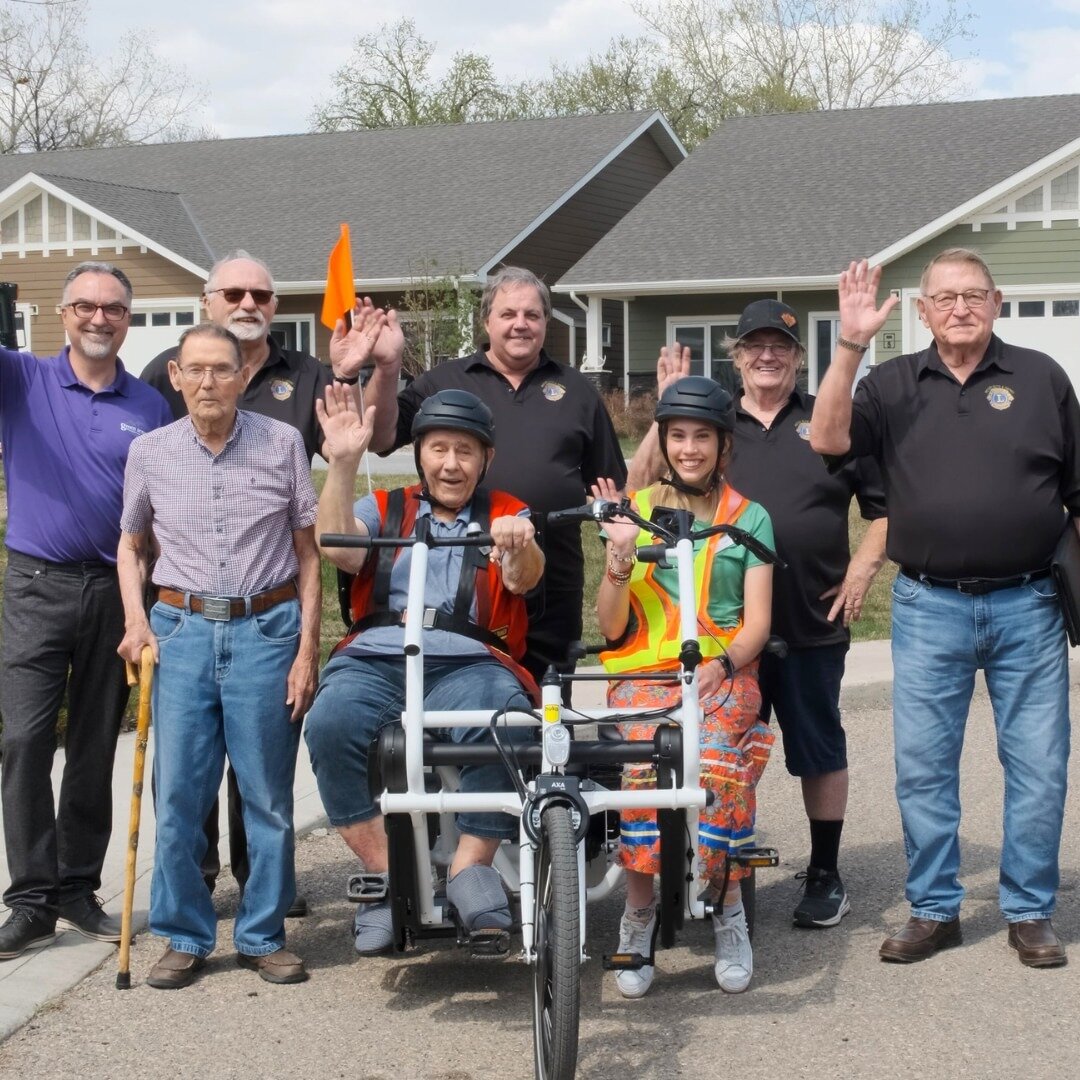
[316,382,376,464]
[329,298,388,380]
[838,259,899,344]
[371,307,405,373]
[657,345,691,398]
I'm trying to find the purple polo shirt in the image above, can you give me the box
[0,345,172,565]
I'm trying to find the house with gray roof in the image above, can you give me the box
[557,94,1080,396]
[0,111,683,374]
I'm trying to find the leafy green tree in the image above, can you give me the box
[397,259,479,377]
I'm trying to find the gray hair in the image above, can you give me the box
[480,267,551,323]
[177,322,242,366]
[920,247,996,293]
[205,250,276,293]
[61,262,133,306]
[722,333,807,368]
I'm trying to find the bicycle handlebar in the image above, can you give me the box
[319,532,496,550]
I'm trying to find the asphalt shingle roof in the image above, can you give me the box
[559,94,1080,287]
[0,112,673,283]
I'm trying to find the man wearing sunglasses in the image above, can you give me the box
[812,249,1078,969]
[0,263,173,960]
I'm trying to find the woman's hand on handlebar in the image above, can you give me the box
[316,382,376,465]
[589,479,639,554]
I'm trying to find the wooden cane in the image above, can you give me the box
[116,646,153,990]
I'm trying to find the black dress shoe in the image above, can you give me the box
[287,895,309,919]
[1009,919,1067,968]
[879,916,962,962]
[0,907,56,960]
[57,895,122,943]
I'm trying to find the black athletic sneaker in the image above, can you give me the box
[0,907,56,959]
[793,867,851,928]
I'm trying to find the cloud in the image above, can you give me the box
[965,27,1080,98]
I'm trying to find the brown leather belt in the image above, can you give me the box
[157,581,297,621]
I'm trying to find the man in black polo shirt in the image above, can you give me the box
[812,250,1078,969]
[629,300,888,930]
[349,266,626,682]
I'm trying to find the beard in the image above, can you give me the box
[227,310,267,341]
[77,330,115,361]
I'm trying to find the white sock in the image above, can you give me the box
[625,901,657,925]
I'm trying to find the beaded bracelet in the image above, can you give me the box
[609,549,636,566]
[606,559,633,586]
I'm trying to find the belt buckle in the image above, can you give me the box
[422,608,438,630]
[956,578,987,595]
[201,596,232,621]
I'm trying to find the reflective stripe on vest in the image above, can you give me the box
[600,484,750,674]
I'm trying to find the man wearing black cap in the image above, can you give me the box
[629,298,888,929]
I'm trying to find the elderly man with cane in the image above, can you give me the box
[118,323,320,988]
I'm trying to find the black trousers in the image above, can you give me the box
[0,552,130,914]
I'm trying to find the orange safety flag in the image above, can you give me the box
[321,223,356,330]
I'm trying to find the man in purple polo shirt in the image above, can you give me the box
[0,262,172,960]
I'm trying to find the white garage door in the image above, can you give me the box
[909,290,1080,387]
[121,304,199,377]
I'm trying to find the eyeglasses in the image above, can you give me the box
[58,301,129,321]
[740,341,795,358]
[175,366,242,384]
[922,289,994,312]
[206,287,275,305]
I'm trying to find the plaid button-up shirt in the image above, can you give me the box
[121,410,317,596]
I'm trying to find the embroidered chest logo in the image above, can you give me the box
[794,419,811,441]
[542,380,566,402]
[986,385,1015,411]
[270,378,294,401]
[120,422,146,437]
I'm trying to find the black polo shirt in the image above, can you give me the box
[390,348,627,594]
[729,388,886,648]
[141,339,333,462]
[848,334,1080,578]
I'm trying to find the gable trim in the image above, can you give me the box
[476,113,686,278]
[870,135,1080,268]
[553,274,836,296]
[0,172,209,280]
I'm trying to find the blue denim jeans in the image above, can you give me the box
[149,600,302,958]
[304,654,533,840]
[890,573,1070,923]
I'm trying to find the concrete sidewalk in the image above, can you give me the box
[0,640,894,1040]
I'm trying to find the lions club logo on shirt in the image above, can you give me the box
[542,380,566,402]
[986,385,1015,411]
[270,378,295,401]
[794,419,812,441]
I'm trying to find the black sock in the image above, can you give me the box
[808,819,844,873]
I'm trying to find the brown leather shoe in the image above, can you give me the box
[237,948,308,984]
[147,947,205,989]
[879,916,962,963]
[1008,919,1067,968]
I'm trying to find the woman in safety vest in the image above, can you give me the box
[595,376,774,997]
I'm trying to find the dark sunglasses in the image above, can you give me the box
[206,287,275,305]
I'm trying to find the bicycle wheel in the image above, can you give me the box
[532,804,580,1080]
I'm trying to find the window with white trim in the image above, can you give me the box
[269,316,315,356]
[810,313,871,392]
[666,317,739,394]
[969,162,1080,230]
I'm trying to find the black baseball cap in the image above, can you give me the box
[735,299,801,344]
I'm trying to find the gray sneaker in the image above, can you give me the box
[793,867,851,928]
[614,909,657,999]
[713,904,752,993]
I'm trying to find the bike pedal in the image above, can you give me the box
[467,928,511,957]
[602,951,650,971]
[346,872,390,903]
[732,846,779,868]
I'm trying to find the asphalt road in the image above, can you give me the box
[0,676,1076,1080]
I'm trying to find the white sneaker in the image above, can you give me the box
[614,909,657,999]
[713,903,753,993]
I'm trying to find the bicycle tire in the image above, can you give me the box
[532,804,580,1080]
[740,866,756,941]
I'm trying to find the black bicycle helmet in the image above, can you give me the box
[655,377,733,496]
[655,376,735,432]
[411,389,495,447]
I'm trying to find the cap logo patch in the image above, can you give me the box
[270,378,294,401]
[986,385,1014,411]
[542,380,566,402]
[794,419,811,441]
[781,312,797,327]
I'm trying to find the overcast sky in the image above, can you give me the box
[78,0,1080,141]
